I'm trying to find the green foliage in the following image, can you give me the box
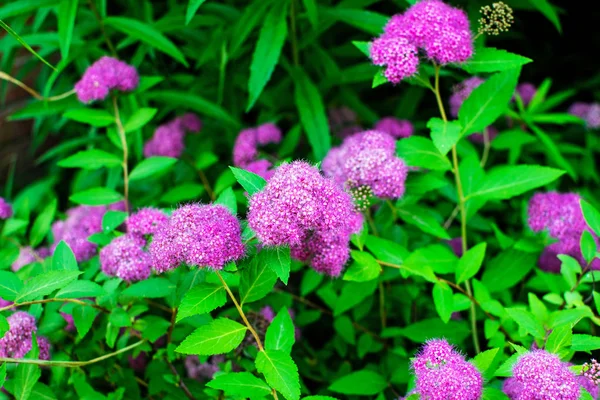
[176,318,247,355]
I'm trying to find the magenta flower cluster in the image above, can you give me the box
[248,161,362,276]
[322,130,408,199]
[0,312,50,360]
[126,207,169,237]
[233,123,282,180]
[12,246,50,272]
[373,117,414,139]
[370,0,474,83]
[411,339,483,400]
[527,191,599,272]
[504,350,580,399]
[52,202,125,262]
[568,102,600,129]
[100,235,152,282]
[143,113,202,158]
[0,197,12,220]
[150,204,244,273]
[515,83,537,106]
[74,56,139,103]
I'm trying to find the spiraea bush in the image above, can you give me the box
[1,0,599,399]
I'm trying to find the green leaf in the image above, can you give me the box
[333,315,355,344]
[58,149,122,169]
[433,282,454,323]
[459,68,520,135]
[30,383,57,400]
[0,363,5,389]
[70,187,123,205]
[352,41,370,57]
[102,210,128,233]
[230,166,267,195]
[104,17,188,67]
[580,230,597,265]
[0,20,56,71]
[160,182,205,204]
[0,314,8,338]
[528,124,575,179]
[456,242,487,284]
[129,157,177,181]
[207,372,272,399]
[121,278,175,299]
[294,70,331,160]
[176,283,226,322]
[72,304,98,339]
[247,2,288,111]
[123,108,157,133]
[472,348,499,375]
[396,204,450,239]
[506,308,546,339]
[63,109,115,127]
[396,136,452,171]
[215,187,237,215]
[334,281,377,316]
[571,334,600,351]
[343,251,381,282]
[186,0,207,25]
[13,362,41,400]
[265,308,295,353]
[109,308,131,328]
[581,201,600,237]
[0,271,23,301]
[462,47,532,73]
[329,370,387,395]
[428,117,462,156]
[30,198,57,247]
[481,249,536,292]
[58,0,79,59]
[138,316,171,342]
[51,241,78,271]
[240,257,278,304]
[302,0,318,28]
[529,0,561,32]
[321,7,387,35]
[16,271,81,302]
[260,247,291,285]
[255,350,300,400]
[494,352,520,377]
[470,165,564,200]
[55,280,105,298]
[383,318,470,343]
[545,324,572,354]
[176,318,247,355]
[365,236,409,266]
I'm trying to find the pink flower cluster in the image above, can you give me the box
[248,161,362,276]
[126,207,169,237]
[527,192,599,273]
[143,113,202,158]
[370,0,474,83]
[100,235,152,282]
[260,306,301,340]
[74,56,139,103]
[233,123,282,180]
[149,204,244,272]
[515,83,537,106]
[0,312,50,360]
[52,202,125,262]
[568,102,600,129]
[0,197,12,219]
[374,117,414,139]
[11,246,50,272]
[449,77,485,118]
[411,339,483,400]
[185,355,225,381]
[322,130,408,199]
[504,350,580,399]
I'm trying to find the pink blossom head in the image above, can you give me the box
[74,56,139,103]
[0,298,13,308]
[185,355,223,381]
[512,350,580,400]
[569,102,591,119]
[502,377,523,398]
[61,312,75,332]
[233,128,259,167]
[527,192,588,239]
[0,197,13,219]
[447,237,463,257]
[581,359,600,398]
[370,37,419,84]
[127,208,169,237]
[515,83,537,106]
[468,126,498,144]
[12,247,37,272]
[568,102,600,129]
[150,204,245,273]
[0,312,38,359]
[37,336,51,360]
[260,306,275,323]
[177,113,202,133]
[450,77,485,118]
[256,123,282,146]
[100,235,152,282]
[291,227,356,277]
[374,117,414,138]
[411,338,483,400]
[245,159,275,181]
[144,121,186,158]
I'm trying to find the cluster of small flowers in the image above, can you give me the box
[12,246,51,272]
[323,130,408,199]
[100,207,168,282]
[51,202,125,262]
[185,355,225,381]
[0,312,50,360]
[248,161,362,276]
[370,0,474,83]
[583,359,600,386]
[527,192,599,272]
[74,56,139,103]
[143,113,202,158]
[260,306,301,340]
[0,197,12,219]
[568,102,600,129]
[232,123,282,180]
[503,350,581,399]
[410,339,483,400]
[150,204,244,273]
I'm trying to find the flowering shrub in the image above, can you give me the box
[0,0,599,399]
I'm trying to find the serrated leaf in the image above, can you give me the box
[230,166,267,195]
[470,165,564,200]
[456,242,486,284]
[73,304,98,339]
[545,324,572,354]
[58,0,79,59]
[70,187,123,205]
[51,241,78,272]
[129,157,177,181]
[581,201,600,238]
[580,230,597,265]
[177,283,226,322]
[176,318,247,355]
[472,348,499,375]
[64,109,114,127]
[329,370,387,395]
[123,108,157,133]
[343,251,381,282]
[428,117,462,156]
[260,247,291,285]
[58,149,122,169]
[207,372,271,399]
[256,350,300,400]
[571,334,600,351]
[462,47,532,73]
[266,308,295,353]
[16,271,81,302]
[13,362,41,400]
[240,258,278,305]
[121,278,175,299]
[506,308,545,339]
[433,282,454,323]
[55,280,105,298]
[396,136,452,171]
[0,271,23,301]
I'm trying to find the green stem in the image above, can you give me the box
[0,298,109,313]
[481,127,491,167]
[112,96,130,213]
[289,0,300,66]
[0,72,74,101]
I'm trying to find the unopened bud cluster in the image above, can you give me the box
[478,2,514,36]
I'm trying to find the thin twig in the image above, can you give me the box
[0,72,74,101]
[481,127,491,167]
[166,359,197,400]
[87,0,117,56]
[443,205,460,229]
[197,168,215,201]
[0,298,109,314]
[112,95,129,213]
